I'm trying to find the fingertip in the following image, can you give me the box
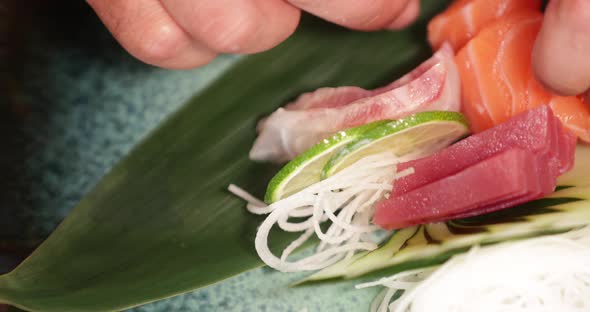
[289,0,411,31]
[249,0,301,53]
[531,44,570,96]
[131,20,181,64]
[89,0,217,69]
[161,0,301,55]
[122,17,218,69]
[386,0,420,30]
[532,0,590,96]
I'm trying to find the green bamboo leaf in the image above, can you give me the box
[0,4,455,310]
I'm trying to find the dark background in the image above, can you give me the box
[0,0,238,274]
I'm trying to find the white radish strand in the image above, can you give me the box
[357,226,590,312]
[227,184,266,207]
[255,153,396,272]
[281,228,314,262]
[229,152,409,272]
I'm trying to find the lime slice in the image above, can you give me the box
[264,120,389,203]
[321,111,470,178]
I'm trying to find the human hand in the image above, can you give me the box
[533,0,590,98]
[87,0,420,69]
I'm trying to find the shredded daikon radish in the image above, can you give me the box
[357,226,590,312]
[228,184,271,214]
[229,152,411,272]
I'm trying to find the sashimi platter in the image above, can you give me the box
[229,0,590,311]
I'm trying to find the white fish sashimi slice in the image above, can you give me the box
[255,86,371,134]
[285,86,372,111]
[285,44,456,112]
[250,44,461,163]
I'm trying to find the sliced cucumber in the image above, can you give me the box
[301,189,590,283]
[293,227,419,285]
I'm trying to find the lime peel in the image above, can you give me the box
[322,111,470,178]
[264,120,389,203]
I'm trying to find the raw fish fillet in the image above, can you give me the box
[373,149,552,229]
[285,53,445,111]
[450,152,554,220]
[249,45,461,162]
[392,106,575,197]
[428,0,541,51]
[455,10,590,142]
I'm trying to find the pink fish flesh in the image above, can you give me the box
[392,106,576,197]
[373,148,558,229]
[249,44,461,162]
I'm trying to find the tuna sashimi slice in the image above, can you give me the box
[392,105,573,197]
[449,152,553,220]
[373,149,551,230]
[249,44,461,162]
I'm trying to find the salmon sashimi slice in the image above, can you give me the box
[428,0,541,51]
[456,10,542,132]
[456,10,590,142]
[549,96,590,142]
[249,45,461,162]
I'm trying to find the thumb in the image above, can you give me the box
[532,0,590,96]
